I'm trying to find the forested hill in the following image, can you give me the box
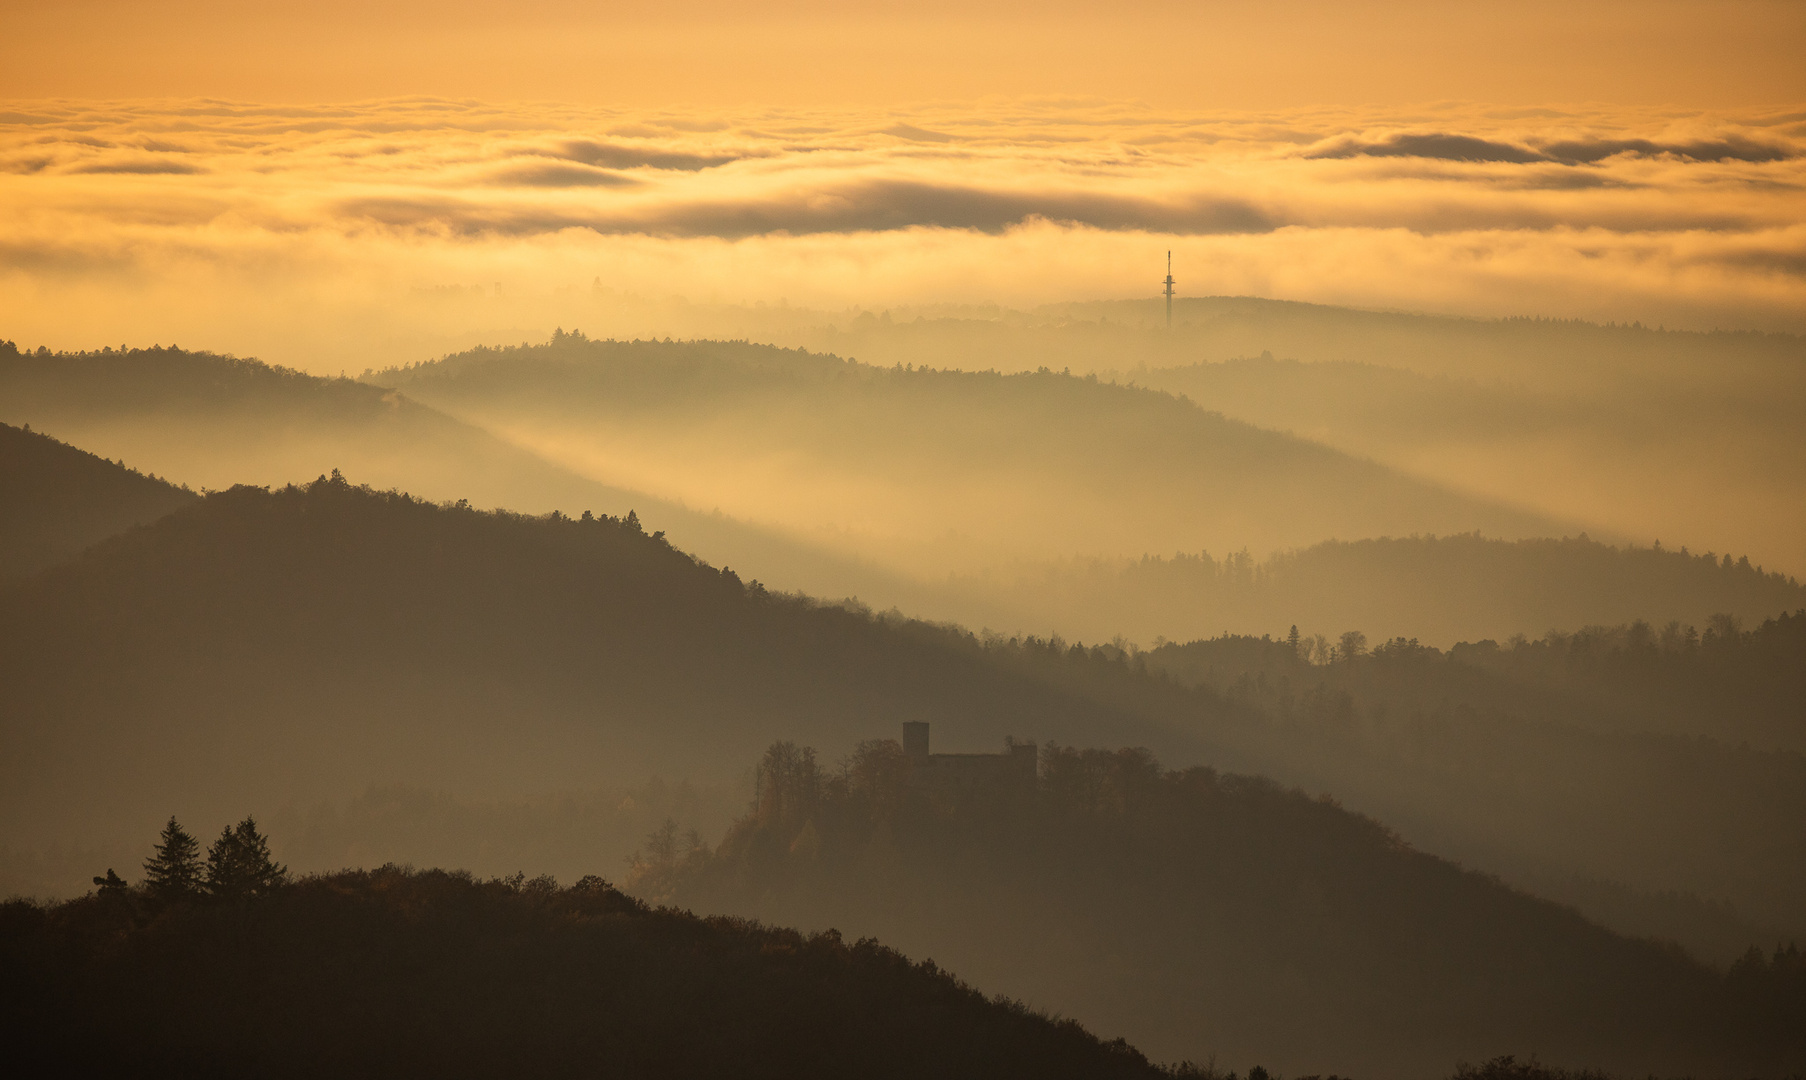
[3,474,1801,962]
[1129,351,1806,581]
[0,866,1175,1080]
[1137,622,1806,958]
[797,296,1806,393]
[0,475,1221,889]
[0,341,940,610]
[651,741,1806,1078]
[1148,613,1806,755]
[764,305,1806,580]
[13,340,1789,648]
[369,333,1570,573]
[0,422,194,582]
[963,533,1806,648]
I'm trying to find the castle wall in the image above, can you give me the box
[901,723,1036,795]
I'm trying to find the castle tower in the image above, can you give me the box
[1163,251,1176,329]
[1007,736,1038,780]
[902,721,930,761]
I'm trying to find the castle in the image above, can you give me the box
[902,721,1037,793]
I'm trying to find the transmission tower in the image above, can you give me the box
[1163,251,1176,328]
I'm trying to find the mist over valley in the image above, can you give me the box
[4,10,1805,1072]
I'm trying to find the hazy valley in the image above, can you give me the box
[7,6,1805,1074]
[5,304,1804,1079]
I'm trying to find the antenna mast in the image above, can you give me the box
[1162,251,1176,328]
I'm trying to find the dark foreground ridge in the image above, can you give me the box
[0,866,1178,1080]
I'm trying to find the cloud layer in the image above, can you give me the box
[1309,131,1798,165]
[1,97,1803,365]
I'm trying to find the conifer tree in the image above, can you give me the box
[91,869,129,897]
[142,816,203,899]
[205,817,288,899]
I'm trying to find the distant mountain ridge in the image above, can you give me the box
[757,300,1806,574]
[0,339,945,610]
[650,738,1806,1077]
[1131,352,1806,578]
[795,296,1806,392]
[3,475,1800,962]
[370,332,1576,575]
[10,338,1791,648]
[958,532,1806,649]
[0,476,1209,886]
[1135,620,1806,955]
[0,421,194,582]
[3,476,1799,1075]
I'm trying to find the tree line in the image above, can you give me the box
[91,815,287,904]
[1152,608,1806,757]
[5,860,1205,1079]
[637,738,1806,1077]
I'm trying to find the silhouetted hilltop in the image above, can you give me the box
[775,306,1806,577]
[3,475,1800,964]
[0,866,1176,1080]
[1149,610,1806,753]
[0,421,194,582]
[0,340,942,609]
[1140,621,1806,953]
[795,296,1805,394]
[1131,352,1806,579]
[650,740,1806,1077]
[0,475,1208,895]
[370,332,1570,573]
[970,533,1805,648]
[14,339,1789,649]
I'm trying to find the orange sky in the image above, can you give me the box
[1,2,1803,365]
[4,1,1803,108]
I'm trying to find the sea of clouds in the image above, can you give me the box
[1,97,1802,368]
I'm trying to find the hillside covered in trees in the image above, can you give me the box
[1,863,1179,1080]
[1148,612,1806,753]
[1133,350,1806,581]
[0,340,928,610]
[777,299,1806,576]
[7,339,1793,650]
[2,474,1799,962]
[956,533,1804,648]
[369,332,1567,576]
[795,296,1805,395]
[0,421,194,582]
[647,738,1806,1078]
[1140,617,1806,958]
[0,474,1198,898]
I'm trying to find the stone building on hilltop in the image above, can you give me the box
[901,721,1037,795]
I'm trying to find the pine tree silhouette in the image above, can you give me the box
[143,816,203,899]
[204,817,288,899]
[91,869,129,897]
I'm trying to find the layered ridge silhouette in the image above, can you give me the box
[1138,625,1806,953]
[369,333,1571,576]
[647,740,1806,1077]
[9,338,1793,648]
[961,534,1805,649]
[0,421,195,582]
[1,866,1178,1080]
[2,475,1799,963]
[0,340,934,610]
[780,300,1806,575]
[0,477,1201,885]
